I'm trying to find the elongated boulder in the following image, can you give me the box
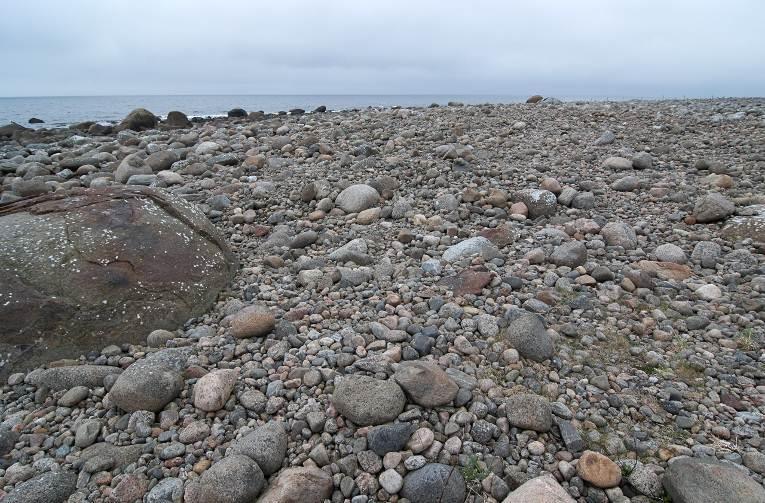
[663,456,765,503]
[193,369,238,412]
[0,187,237,374]
[3,470,77,503]
[109,349,187,412]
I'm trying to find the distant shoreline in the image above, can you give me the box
[0,95,765,129]
[3,94,764,130]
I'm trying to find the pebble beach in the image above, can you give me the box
[0,97,764,502]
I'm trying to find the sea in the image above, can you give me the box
[0,94,638,129]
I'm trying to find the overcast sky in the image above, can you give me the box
[1,0,764,98]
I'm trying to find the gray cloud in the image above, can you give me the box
[1,0,763,97]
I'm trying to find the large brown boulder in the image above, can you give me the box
[0,187,237,373]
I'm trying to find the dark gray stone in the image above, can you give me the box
[3,470,77,503]
[367,423,416,456]
[227,421,288,475]
[502,314,554,362]
[401,463,467,503]
[185,454,264,503]
[556,419,584,452]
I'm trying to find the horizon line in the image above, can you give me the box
[1,92,758,100]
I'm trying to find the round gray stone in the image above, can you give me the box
[332,375,405,426]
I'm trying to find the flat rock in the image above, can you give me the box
[442,237,498,262]
[27,365,122,390]
[663,456,765,503]
[394,361,459,407]
[602,156,633,170]
[332,375,405,426]
[437,267,493,296]
[576,450,621,488]
[503,474,575,502]
[258,467,334,503]
[506,393,552,432]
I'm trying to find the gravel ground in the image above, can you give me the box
[0,98,764,502]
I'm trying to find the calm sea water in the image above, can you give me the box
[0,94,630,128]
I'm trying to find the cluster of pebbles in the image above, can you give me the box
[0,98,764,503]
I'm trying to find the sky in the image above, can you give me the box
[1,0,764,98]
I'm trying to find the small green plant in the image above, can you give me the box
[638,362,661,375]
[481,366,506,385]
[675,361,704,384]
[737,328,757,351]
[460,455,488,483]
[620,459,637,477]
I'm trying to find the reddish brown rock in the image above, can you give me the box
[478,224,515,247]
[720,391,747,411]
[633,260,693,281]
[577,450,621,488]
[230,305,275,339]
[0,187,237,374]
[437,267,493,296]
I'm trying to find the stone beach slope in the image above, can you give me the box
[0,98,764,502]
